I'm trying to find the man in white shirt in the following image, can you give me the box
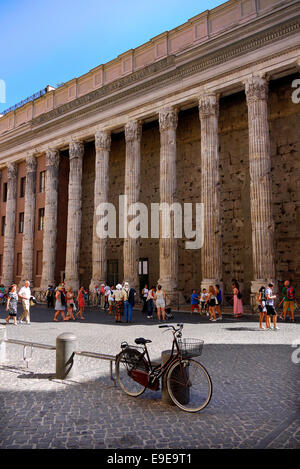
[18,281,32,324]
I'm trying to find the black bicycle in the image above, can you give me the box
[115,323,212,412]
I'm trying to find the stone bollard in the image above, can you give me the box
[161,349,190,405]
[56,332,77,380]
[0,325,7,363]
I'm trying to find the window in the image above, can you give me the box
[36,250,43,276]
[39,171,46,192]
[38,208,45,231]
[16,253,22,276]
[3,182,7,202]
[1,216,5,236]
[19,212,24,233]
[107,260,118,287]
[20,177,26,198]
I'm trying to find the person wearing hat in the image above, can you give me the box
[113,284,124,323]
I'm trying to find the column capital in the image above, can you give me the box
[46,148,60,168]
[198,92,219,117]
[245,75,268,103]
[125,120,142,143]
[69,140,84,160]
[158,107,178,132]
[25,152,37,172]
[7,162,17,180]
[95,130,111,151]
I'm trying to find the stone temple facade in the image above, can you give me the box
[0,0,299,306]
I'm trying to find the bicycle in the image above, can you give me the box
[115,323,212,412]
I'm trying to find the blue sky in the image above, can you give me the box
[0,0,224,112]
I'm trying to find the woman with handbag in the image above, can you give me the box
[66,287,76,321]
[232,279,243,318]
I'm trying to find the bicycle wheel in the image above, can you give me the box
[115,348,148,397]
[167,359,212,412]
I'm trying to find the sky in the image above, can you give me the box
[0,0,225,113]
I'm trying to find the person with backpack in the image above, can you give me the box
[279,280,297,322]
[232,279,243,318]
[257,286,268,330]
[53,285,67,321]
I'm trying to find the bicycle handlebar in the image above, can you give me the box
[158,323,183,332]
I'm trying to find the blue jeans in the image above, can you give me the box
[124,301,133,322]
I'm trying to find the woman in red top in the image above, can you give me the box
[76,286,85,320]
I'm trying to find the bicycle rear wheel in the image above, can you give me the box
[115,348,148,397]
[167,359,212,412]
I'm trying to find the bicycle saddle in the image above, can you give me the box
[135,337,152,345]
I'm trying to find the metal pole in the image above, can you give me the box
[56,332,77,379]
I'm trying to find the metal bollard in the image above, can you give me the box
[56,332,77,380]
[161,349,190,406]
[0,325,7,363]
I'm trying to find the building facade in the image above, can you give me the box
[0,0,299,306]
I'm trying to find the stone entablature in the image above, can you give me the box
[0,0,299,142]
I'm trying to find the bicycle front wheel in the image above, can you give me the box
[115,349,148,397]
[167,359,212,412]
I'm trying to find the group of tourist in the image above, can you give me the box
[3,280,33,325]
[190,280,243,321]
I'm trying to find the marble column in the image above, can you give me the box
[40,149,60,290]
[123,120,142,292]
[245,76,276,298]
[1,162,17,287]
[158,107,181,304]
[198,92,222,291]
[64,140,84,291]
[20,152,37,286]
[90,130,111,291]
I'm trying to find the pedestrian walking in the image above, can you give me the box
[154,285,166,321]
[257,286,268,330]
[200,288,209,315]
[53,286,67,321]
[46,285,55,308]
[5,284,18,326]
[190,289,200,313]
[278,280,297,322]
[66,287,76,321]
[100,284,106,309]
[18,281,32,324]
[76,286,86,320]
[142,284,149,314]
[205,286,217,322]
[127,285,137,323]
[113,284,124,323]
[146,286,156,319]
[232,279,243,318]
[265,283,279,330]
[215,284,223,320]
[104,285,110,310]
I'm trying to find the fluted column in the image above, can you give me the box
[90,130,111,290]
[1,162,17,287]
[123,120,142,292]
[198,92,222,291]
[245,76,276,298]
[64,140,84,291]
[158,107,180,304]
[20,153,37,286]
[40,149,60,290]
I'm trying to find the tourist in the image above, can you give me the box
[108,286,115,315]
[142,284,149,313]
[127,284,137,323]
[154,284,166,321]
[0,284,7,305]
[205,286,217,322]
[66,287,76,321]
[265,283,279,330]
[122,282,131,322]
[5,284,18,326]
[100,284,106,309]
[257,286,268,330]
[146,286,156,319]
[18,280,32,324]
[46,285,55,308]
[113,284,124,323]
[200,288,209,315]
[104,285,110,310]
[53,285,67,321]
[76,286,86,320]
[215,284,223,320]
[190,289,200,313]
[232,279,243,318]
[279,280,297,322]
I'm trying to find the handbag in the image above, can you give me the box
[30,296,36,306]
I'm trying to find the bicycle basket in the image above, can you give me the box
[178,338,204,358]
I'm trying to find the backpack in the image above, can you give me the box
[260,289,267,302]
[286,287,295,300]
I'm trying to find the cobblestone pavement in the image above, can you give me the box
[0,305,299,449]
